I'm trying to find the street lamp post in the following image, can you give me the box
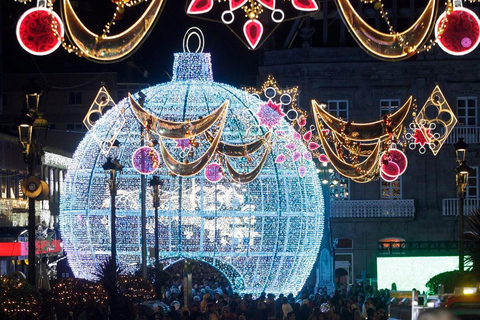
[454,138,472,272]
[17,89,49,286]
[149,176,162,266]
[103,157,123,268]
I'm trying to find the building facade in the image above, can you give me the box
[259,44,480,288]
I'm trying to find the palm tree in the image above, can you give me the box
[465,207,480,281]
[94,257,127,319]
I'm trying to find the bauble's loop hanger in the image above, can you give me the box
[183,27,205,53]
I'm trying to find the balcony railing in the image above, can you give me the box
[330,199,415,218]
[442,198,480,216]
[445,126,480,144]
[377,240,473,256]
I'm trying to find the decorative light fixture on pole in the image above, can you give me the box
[102,154,123,268]
[17,84,50,287]
[149,176,162,266]
[453,137,472,272]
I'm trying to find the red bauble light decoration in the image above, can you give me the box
[435,7,480,56]
[388,149,408,175]
[132,147,160,175]
[16,7,64,56]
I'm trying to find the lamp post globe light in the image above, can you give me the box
[16,86,49,286]
[454,138,472,272]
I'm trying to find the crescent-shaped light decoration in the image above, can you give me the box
[312,96,413,142]
[331,125,403,157]
[129,94,229,139]
[223,146,271,184]
[205,131,272,157]
[158,109,228,177]
[313,108,382,182]
[61,0,166,63]
[334,0,439,61]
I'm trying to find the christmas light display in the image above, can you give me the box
[16,2,64,56]
[435,2,480,56]
[60,43,324,295]
[334,0,439,61]
[312,98,413,183]
[406,86,457,155]
[60,0,166,62]
[186,0,319,49]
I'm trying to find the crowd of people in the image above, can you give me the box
[150,271,391,320]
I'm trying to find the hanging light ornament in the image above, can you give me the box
[406,85,457,155]
[435,0,480,56]
[334,0,439,61]
[186,0,319,49]
[59,0,166,62]
[16,0,65,56]
[311,97,413,183]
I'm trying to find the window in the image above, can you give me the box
[330,176,350,200]
[457,97,477,126]
[467,166,478,198]
[336,238,353,249]
[68,92,83,106]
[381,177,402,199]
[380,99,400,116]
[327,100,349,119]
[66,123,86,131]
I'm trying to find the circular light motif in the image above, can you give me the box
[16,7,64,56]
[381,160,400,177]
[380,170,399,182]
[388,149,408,175]
[204,163,223,183]
[132,147,160,174]
[435,8,480,56]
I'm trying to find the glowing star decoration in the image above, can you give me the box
[406,86,457,156]
[186,0,319,49]
[435,3,480,56]
[175,139,191,151]
[132,147,160,175]
[16,5,64,56]
[412,125,433,147]
[60,41,324,296]
[256,99,285,129]
[204,163,223,182]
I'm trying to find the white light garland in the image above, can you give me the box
[60,51,324,296]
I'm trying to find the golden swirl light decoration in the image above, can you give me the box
[334,0,439,61]
[406,85,457,156]
[61,0,166,62]
[129,94,229,139]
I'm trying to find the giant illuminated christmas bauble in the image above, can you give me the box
[60,50,324,295]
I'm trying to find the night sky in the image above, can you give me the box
[1,0,272,87]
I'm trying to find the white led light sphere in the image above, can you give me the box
[60,51,324,296]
